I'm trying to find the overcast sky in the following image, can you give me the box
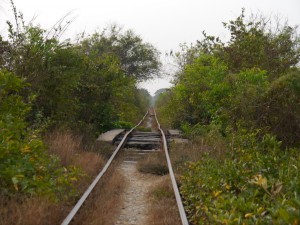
[1,0,300,95]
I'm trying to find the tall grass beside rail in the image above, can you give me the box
[72,163,125,225]
[0,130,124,225]
[147,175,181,225]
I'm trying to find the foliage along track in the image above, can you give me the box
[61,108,189,225]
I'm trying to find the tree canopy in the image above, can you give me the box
[0,4,154,198]
[156,10,300,224]
[158,10,300,146]
[80,25,161,81]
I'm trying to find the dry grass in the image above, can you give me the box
[72,162,125,225]
[45,129,82,166]
[72,151,105,177]
[137,151,169,175]
[92,140,116,159]
[148,108,159,131]
[151,115,159,131]
[169,136,227,174]
[147,175,181,225]
[1,130,125,225]
[45,129,106,187]
[45,129,107,177]
[0,197,70,225]
[138,107,159,132]
[44,130,125,224]
[135,126,152,132]
[0,163,125,225]
[71,151,106,194]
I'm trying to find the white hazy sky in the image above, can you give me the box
[1,0,300,95]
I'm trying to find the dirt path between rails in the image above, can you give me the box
[114,162,160,225]
[114,109,162,225]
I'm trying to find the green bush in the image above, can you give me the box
[0,70,80,199]
[258,71,300,146]
[113,120,133,129]
[181,122,208,138]
[135,126,152,132]
[154,10,300,225]
[180,133,300,224]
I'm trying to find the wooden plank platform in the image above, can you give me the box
[96,129,125,143]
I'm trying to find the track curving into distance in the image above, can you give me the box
[61,109,189,225]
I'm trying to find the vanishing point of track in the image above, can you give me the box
[61,108,189,225]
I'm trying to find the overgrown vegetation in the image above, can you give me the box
[147,176,181,225]
[181,134,300,224]
[157,9,300,224]
[2,1,156,135]
[0,70,79,199]
[138,152,169,176]
[2,1,300,224]
[0,129,123,225]
[0,1,156,223]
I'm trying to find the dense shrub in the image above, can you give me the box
[1,7,155,135]
[156,10,300,224]
[0,2,156,201]
[258,71,300,146]
[180,133,300,224]
[0,70,80,199]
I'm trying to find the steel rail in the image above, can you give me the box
[153,109,189,225]
[61,111,149,225]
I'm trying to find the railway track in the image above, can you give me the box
[61,108,188,225]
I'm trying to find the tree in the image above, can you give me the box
[1,2,159,136]
[197,9,300,78]
[258,70,300,146]
[80,25,161,81]
[0,70,78,198]
[157,10,300,147]
[76,54,137,132]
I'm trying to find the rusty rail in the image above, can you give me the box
[61,109,188,225]
[153,108,189,225]
[61,111,148,225]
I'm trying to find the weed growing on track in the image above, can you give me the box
[136,126,152,132]
[137,152,169,175]
[147,175,181,225]
[72,162,125,225]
